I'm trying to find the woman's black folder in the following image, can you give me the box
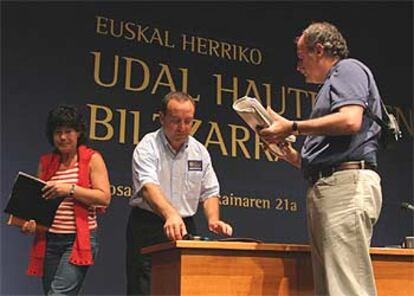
[4,172,64,228]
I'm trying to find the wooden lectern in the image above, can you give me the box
[142,241,414,296]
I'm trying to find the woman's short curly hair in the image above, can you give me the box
[302,22,349,59]
[46,104,87,147]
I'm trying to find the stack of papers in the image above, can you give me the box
[233,96,295,156]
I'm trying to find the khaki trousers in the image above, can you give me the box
[307,169,382,296]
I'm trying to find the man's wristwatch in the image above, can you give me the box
[292,121,300,136]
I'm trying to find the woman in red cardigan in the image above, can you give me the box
[22,104,111,295]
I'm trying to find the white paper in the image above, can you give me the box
[233,96,295,156]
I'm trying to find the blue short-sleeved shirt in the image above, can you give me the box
[129,128,220,217]
[301,59,382,173]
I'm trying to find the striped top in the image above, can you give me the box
[48,163,97,234]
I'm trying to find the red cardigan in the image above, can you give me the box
[27,145,98,276]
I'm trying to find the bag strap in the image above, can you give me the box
[364,99,389,129]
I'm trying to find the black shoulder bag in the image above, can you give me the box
[365,100,402,149]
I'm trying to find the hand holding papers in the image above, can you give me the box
[233,96,296,156]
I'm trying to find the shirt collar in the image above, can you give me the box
[159,129,189,156]
[326,58,342,80]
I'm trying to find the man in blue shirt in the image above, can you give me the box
[126,91,233,295]
[260,22,382,296]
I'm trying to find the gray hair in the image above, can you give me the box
[160,91,195,114]
[301,22,349,59]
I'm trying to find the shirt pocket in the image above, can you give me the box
[185,171,203,198]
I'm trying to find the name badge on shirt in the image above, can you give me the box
[188,160,202,171]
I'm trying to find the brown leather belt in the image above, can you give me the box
[306,161,378,185]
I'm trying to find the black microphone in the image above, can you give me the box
[401,202,414,212]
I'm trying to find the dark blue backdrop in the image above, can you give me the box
[2,2,413,295]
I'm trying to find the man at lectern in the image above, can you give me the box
[126,91,233,295]
[260,22,383,296]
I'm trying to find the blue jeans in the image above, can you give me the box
[42,231,99,295]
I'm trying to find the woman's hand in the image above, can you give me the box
[21,219,36,234]
[42,181,71,200]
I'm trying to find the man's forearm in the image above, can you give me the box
[295,105,363,136]
[203,196,220,223]
[142,183,179,219]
